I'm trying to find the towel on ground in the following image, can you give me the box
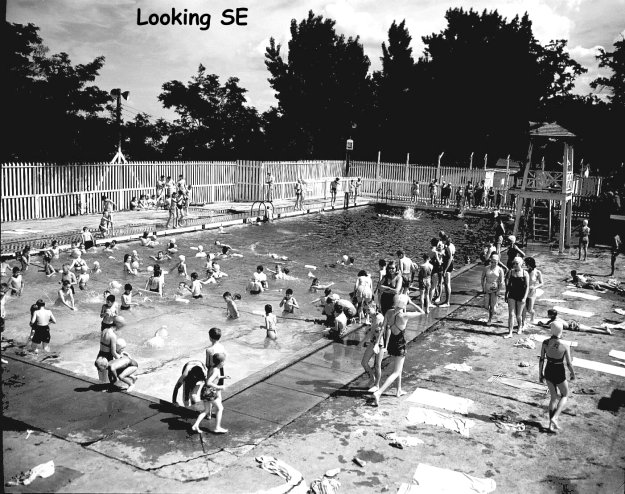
[396,463,496,494]
[406,407,475,437]
[254,456,307,494]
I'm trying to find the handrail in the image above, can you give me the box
[250,200,273,219]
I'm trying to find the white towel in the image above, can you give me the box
[488,375,547,393]
[608,350,625,360]
[406,407,475,437]
[255,456,308,494]
[398,463,496,494]
[572,357,625,377]
[407,388,474,414]
[561,291,600,301]
[444,363,473,372]
[553,306,594,318]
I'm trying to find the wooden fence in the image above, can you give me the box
[1,160,603,222]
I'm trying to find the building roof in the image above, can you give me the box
[529,121,576,138]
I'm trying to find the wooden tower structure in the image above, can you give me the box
[511,122,576,253]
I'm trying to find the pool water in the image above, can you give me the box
[2,205,494,402]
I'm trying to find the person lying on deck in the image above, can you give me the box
[536,308,612,335]
[567,270,623,294]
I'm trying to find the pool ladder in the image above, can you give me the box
[250,200,274,220]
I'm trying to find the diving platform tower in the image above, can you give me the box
[510,122,576,253]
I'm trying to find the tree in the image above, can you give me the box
[412,9,587,164]
[591,37,625,108]
[3,22,112,162]
[373,20,417,161]
[264,11,373,158]
[158,65,262,159]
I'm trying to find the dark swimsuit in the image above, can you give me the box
[507,271,527,301]
[544,338,566,385]
[387,313,406,357]
[380,275,397,315]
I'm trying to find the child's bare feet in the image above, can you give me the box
[191,425,203,434]
[213,427,228,434]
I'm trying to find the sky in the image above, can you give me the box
[7,0,625,123]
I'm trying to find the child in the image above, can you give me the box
[121,283,139,310]
[309,278,334,293]
[18,246,31,271]
[92,261,101,274]
[354,270,373,324]
[1,259,10,277]
[261,304,278,347]
[8,267,23,296]
[124,254,139,276]
[60,264,78,293]
[167,237,178,254]
[108,338,138,392]
[360,304,385,392]
[202,269,217,285]
[279,288,299,314]
[50,240,60,260]
[140,231,157,248]
[77,265,90,290]
[247,265,267,294]
[195,245,207,258]
[81,227,95,250]
[215,240,233,256]
[191,352,228,434]
[99,210,113,237]
[149,250,171,262]
[131,251,142,270]
[139,195,149,209]
[223,292,240,319]
[175,255,188,278]
[418,254,433,314]
[410,180,419,203]
[100,294,118,330]
[188,272,211,299]
[29,300,56,353]
[212,263,228,278]
[42,247,57,276]
[103,240,118,252]
[56,280,77,310]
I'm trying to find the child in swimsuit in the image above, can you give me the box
[150,251,171,262]
[188,272,211,299]
[175,255,188,278]
[223,292,240,319]
[280,288,300,314]
[262,304,278,347]
[121,284,139,310]
[191,353,228,434]
[8,267,23,296]
[108,338,139,392]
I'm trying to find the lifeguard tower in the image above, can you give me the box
[510,122,575,253]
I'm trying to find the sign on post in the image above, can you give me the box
[346,139,354,151]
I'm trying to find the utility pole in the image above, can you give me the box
[110,88,129,164]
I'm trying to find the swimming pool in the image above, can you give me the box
[2,205,494,402]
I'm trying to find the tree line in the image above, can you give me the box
[4,8,624,172]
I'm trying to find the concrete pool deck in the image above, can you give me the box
[3,245,625,492]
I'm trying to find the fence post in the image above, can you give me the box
[404,154,409,183]
[437,152,444,181]
[469,152,473,170]
[483,153,488,170]
[376,152,381,194]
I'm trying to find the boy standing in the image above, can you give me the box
[29,300,56,353]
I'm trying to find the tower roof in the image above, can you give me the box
[529,121,576,138]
